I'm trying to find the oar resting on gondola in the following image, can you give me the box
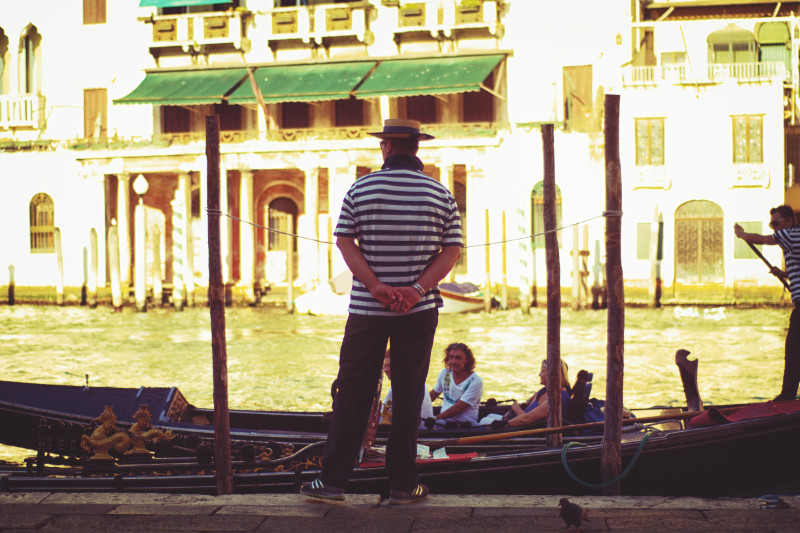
[421,410,714,452]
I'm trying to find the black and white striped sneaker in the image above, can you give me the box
[388,483,429,505]
[299,478,345,501]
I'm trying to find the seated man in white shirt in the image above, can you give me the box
[380,348,434,429]
[429,342,483,427]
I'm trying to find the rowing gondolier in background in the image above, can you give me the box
[300,119,463,504]
[734,205,800,402]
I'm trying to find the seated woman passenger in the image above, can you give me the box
[380,348,434,428]
[429,343,483,426]
[506,359,571,427]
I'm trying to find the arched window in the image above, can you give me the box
[19,25,41,94]
[29,193,54,253]
[757,21,791,73]
[0,29,9,94]
[267,197,298,282]
[675,200,724,284]
[531,181,562,249]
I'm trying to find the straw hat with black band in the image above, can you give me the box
[368,118,435,141]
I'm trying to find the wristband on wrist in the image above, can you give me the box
[412,282,426,296]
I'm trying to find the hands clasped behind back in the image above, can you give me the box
[369,283,421,313]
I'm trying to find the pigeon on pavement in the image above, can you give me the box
[558,498,590,531]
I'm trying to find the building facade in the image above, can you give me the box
[0,0,792,305]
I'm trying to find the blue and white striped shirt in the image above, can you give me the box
[773,226,800,304]
[334,154,463,316]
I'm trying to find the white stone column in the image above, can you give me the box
[299,166,320,287]
[197,160,209,288]
[152,226,163,306]
[117,173,131,284]
[466,166,487,280]
[319,215,332,283]
[440,162,453,190]
[329,164,356,277]
[179,172,195,306]
[134,193,147,312]
[239,170,255,294]
[220,164,231,284]
[379,96,391,123]
[171,186,185,311]
[439,162,455,281]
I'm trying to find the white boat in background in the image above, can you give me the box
[294,275,486,316]
[293,283,349,316]
[439,283,485,314]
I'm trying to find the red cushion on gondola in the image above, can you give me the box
[359,452,477,468]
[689,399,800,428]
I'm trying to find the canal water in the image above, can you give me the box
[0,304,789,464]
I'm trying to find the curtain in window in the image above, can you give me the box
[733,116,762,163]
[281,102,310,129]
[748,118,762,163]
[635,118,664,166]
[334,97,364,127]
[405,95,437,124]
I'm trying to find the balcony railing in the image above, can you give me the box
[146,10,246,52]
[267,2,372,48]
[69,122,500,149]
[623,61,788,87]
[0,93,46,130]
[631,165,670,189]
[731,163,770,188]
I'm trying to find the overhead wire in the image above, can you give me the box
[205,208,622,249]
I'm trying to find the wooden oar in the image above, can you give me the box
[746,241,791,291]
[422,408,738,451]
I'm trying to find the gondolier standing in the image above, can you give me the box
[734,205,800,402]
[300,119,463,503]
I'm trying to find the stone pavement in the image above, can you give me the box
[1,492,799,532]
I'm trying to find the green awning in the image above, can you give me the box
[757,22,790,45]
[114,69,248,106]
[227,62,377,104]
[354,55,505,98]
[139,0,230,7]
[707,23,755,44]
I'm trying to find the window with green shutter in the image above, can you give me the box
[734,222,764,259]
[637,223,651,260]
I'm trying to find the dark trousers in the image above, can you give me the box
[781,306,800,399]
[320,308,438,492]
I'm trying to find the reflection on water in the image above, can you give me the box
[0,304,789,462]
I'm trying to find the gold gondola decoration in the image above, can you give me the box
[80,405,131,461]
[128,404,175,458]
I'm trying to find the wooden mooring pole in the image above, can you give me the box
[88,228,98,308]
[55,227,64,306]
[206,114,233,495]
[484,209,492,313]
[649,209,663,308]
[7,264,14,305]
[108,225,123,311]
[541,124,562,448]
[602,94,624,494]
